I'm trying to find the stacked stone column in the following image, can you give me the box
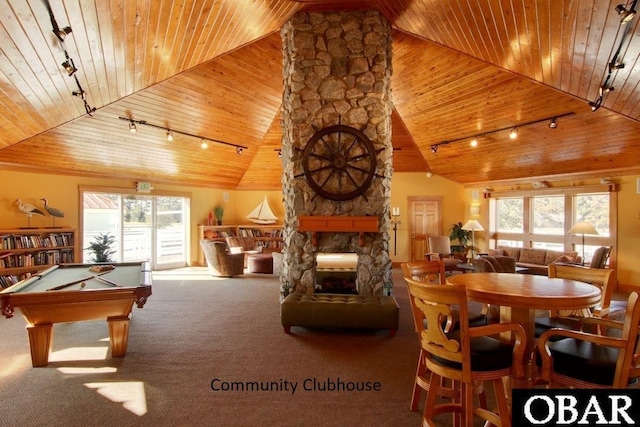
[280,10,393,295]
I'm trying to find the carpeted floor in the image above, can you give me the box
[2,267,479,426]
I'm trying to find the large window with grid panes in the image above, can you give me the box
[488,185,616,266]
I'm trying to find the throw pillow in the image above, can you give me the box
[519,248,547,265]
[552,255,576,264]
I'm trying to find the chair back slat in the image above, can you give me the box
[405,277,471,380]
[548,264,615,317]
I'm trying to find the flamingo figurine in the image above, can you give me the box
[14,198,45,228]
[41,198,65,227]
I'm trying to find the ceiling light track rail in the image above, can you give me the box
[118,117,248,153]
[430,112,575,154]
[590,1,638,111]
[44,0,96,117]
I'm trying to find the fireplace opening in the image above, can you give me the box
[314,253,358,294]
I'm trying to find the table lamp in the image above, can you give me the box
[568,221,598,265]
[462,219,484,260]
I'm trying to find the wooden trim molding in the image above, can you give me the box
[297,216,379,246]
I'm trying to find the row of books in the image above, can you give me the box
[0,232,75,250]
[238,228,283,238]
[0,249,74,270]
[0,271,34,288]
[202,230,236,239]
[257,240,284,250]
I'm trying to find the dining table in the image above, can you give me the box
[447,272,601,387]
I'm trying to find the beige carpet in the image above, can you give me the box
[1,268,478,426]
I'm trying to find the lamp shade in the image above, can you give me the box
[462,219,484,231]
[568,222,598,236]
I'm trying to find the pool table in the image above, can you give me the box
[0,262,152,367]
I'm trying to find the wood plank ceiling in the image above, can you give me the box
[1,0,640,189]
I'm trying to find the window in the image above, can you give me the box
[82,189,190,270]
[496,198,523,233]
[489,186,615,265]
[532,196,564,235]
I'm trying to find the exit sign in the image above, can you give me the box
[136,182,152,193]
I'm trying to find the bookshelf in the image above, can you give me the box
[197,224,283,265]
[0,228,77,288]
[237,225,284,253]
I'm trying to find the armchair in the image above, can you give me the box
[535,264,616,337]
[200,239,244,277]
[427,235,464,273]
[537,291,640,388]
[225,236,263,267]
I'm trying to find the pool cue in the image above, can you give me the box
[46,270,112,291]
[89,274,122,288]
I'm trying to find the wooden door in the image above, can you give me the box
[409,197,442,261]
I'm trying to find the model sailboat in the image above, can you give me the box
[246,196,278,224]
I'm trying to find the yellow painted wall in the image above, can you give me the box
[1,168,638,291]
[389,173,466,263]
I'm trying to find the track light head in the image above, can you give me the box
[129,121,136,132]
[509,128,518,139]
[62,60,77,76]
[72,90,86,99]
[201,139,208,149]
[53,26,72,41]
[430,145,438,154]
[590,96,603,111]
[166,131,174,142]
[616,4,636,22]
[236,147,243,155]
[470,137,478,147]
[549,118,558,128]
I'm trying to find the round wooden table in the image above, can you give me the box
[447,272,601,386]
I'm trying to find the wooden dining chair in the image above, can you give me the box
[535,264,616,337]
[537,291,640,388]
[406,277,526,427]
[402,260,487,415]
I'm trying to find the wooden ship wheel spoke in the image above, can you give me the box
[301,124,377,201]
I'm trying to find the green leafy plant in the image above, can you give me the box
[213,205,224,224]
[449,222,470,252]
[86,232,116,262]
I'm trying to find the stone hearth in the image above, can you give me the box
[279,10,393,296]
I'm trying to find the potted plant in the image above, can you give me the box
[86,232,116,262]
[449,222,470,253]
[213,205,224,225]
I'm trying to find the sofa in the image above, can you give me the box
[471,255,516,273]
[489,246,580,275]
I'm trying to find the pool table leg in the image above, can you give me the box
[26,323,53,367]
[108,316,130,357]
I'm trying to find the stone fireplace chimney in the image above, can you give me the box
[280,10,393,296]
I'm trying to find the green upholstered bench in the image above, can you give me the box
[280,293,399,336]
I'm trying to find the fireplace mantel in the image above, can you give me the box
[297,216,379,246]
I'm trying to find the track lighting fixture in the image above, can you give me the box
[53,26,72,41]
[61,60,77,76]
[429,112,574,153]
[616,3,637,22]
[129,121,137,133]
[590,1,636,111]
[45,0,95,117]
[118,116,248,152]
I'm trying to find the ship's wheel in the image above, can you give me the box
[301,124,377,201]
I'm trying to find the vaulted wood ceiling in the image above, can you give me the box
[2,0,640,189]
